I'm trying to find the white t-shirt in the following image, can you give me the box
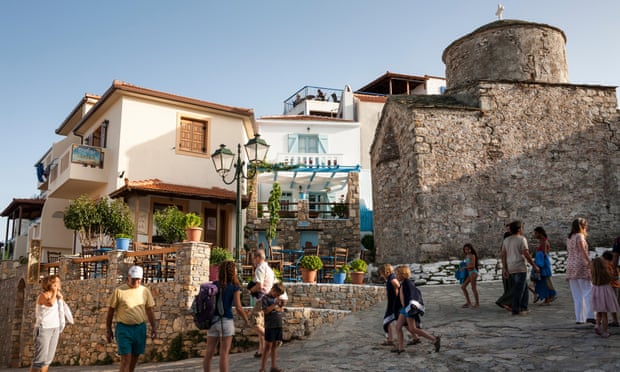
[253,261,274,294]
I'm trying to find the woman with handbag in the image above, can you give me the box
[460,243,480,308]
[392,266,440,354]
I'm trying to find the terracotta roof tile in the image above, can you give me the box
[353,94,388,103]
[109,179,248,205]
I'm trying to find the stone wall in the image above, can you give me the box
[442,20,569,89]
[372,81,619,263]
[0,242,384,368]
[246,172,362,256]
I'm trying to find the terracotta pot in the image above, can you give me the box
[301,268,317,283]
[185,227,203,242]
[350,271,365,284]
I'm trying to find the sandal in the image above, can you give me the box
[407,338,421,345]
[461,303,470,308]
[381,340,394,346]
[254,352,262,358]
[390,348,405,354]
[270,368,284,372]
[433,335,441,352]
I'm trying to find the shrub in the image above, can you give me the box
[153,206,186,243]
[183,212,202,228]
[350,259,368,273]
[299,255,323,271]
[210,247,234,265]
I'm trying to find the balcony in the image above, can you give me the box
[47,144,108,198]
[283,86,343,117]
[275,152,343,168]
[257,201,350,220]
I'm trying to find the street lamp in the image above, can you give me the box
[211,134,269,266]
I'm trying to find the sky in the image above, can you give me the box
[1,0,619,242]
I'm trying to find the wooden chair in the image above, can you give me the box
[47,251,61,263]
[302,241,318,256]
[333,247,348,270]
[319,246,335,282]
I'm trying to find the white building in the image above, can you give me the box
[14,80,257,261]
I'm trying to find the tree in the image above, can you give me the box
[265,182,281,252]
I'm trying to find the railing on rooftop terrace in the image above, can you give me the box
[283,86,343,114]
[257,201,349,220]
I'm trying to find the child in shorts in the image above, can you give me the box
[260,282,285,372]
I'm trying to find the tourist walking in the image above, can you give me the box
[496,224,514,312]
[249,249,275,359]
[31,274,72,372]
[533,227,557,305]
[501,220,539,316]
[259,282,285,372]
[590,257,620,338]
[203,260,250,372]
[566,218,595,324]
[378,264,419,346]
[393,266,440,354]
[106,266,157,372]
[460,243,480,308]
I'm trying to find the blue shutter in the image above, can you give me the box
[318,134,328,154]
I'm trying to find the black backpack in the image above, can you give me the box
[191,282,224,330]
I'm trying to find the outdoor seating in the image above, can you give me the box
[318,246,335,282]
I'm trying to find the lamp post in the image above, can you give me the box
[211,134,269,266]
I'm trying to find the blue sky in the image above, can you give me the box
[1,0,619,242]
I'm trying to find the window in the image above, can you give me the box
[177,117,209,156]
[84,120,108,148]
[288,134,328,154]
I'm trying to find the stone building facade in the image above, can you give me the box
[371,20,620,263]
[0,239,382,368]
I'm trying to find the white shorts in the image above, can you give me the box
[207,318,235,337]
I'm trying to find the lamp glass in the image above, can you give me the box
[244,134,270,164]
[211,144,235,177]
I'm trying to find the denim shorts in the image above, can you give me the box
[32,326,60,368]
[116,322,146,355]
[207,318,235,337]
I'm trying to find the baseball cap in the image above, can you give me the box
[128,265,143,279]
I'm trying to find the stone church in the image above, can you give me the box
[371,20,619,263]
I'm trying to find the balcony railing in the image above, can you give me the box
[275,153,343,168]
[283,85,343,115]
[257,201,349,220]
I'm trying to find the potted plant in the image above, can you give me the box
[154,206,186,243]
[299,255,323,283]
[105,199,135,251]
[184,212,203,242]
[350,259,368,284]
[209,247,233,281]
[333,263,350,284]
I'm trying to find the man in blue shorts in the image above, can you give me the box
[106,265,157,372]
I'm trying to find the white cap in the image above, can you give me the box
[128,265,143,279]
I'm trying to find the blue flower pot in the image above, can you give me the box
[333,272,346,284]
[115,238,131,251]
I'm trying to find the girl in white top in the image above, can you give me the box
[31,275,63,372]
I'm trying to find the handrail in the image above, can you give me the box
[125,246,178,257]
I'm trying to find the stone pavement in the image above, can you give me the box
[3,275,620,372]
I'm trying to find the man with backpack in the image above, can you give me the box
[249,249,275,358]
